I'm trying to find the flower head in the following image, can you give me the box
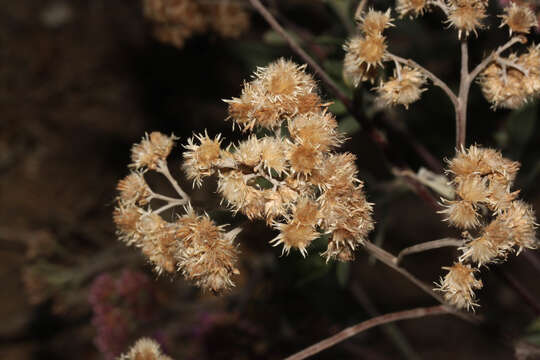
[500,3,538,34]
[376,66,426,108]
[436,262,483,310]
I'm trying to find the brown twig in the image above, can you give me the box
[396,238,464,264]
[284,305,450,360]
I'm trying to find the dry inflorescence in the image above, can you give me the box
[118,338,172,360]
[436,145,538,310]
[113,58,374,294]
[343,8,427,108]
[142,0,250,48]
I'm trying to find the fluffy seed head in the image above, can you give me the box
[271,221,319,257]
[376,66,426,108]
[288,142,322,176]
[118,337,172,360]
[436,262,483,310]
[439,200,480,229]
[500,3,538,34]
[447,0,487,38]
[208,1,250,38]
[357,8,394,35]
[182,132,223,187]
[396,0,428,18]
[130,132,176,170]
[479,62,530,109]
[117,172,151,206]
[113,204,143,246]
[288,111,340,151]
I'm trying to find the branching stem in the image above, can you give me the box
[284,305,450,360]
[396,238,465,264]
[157,160,191,202]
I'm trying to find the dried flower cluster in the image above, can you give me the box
[118,338,172,360]
[113,59,374,293]
[113,132,240,293]
[196,58,375,261]
[143,0,250,48]
[436,145,538,310]
[343,9,427,108]
[479,44,540,109]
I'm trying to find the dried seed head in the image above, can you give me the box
[259,137,289,175]
[498,200,538,252]
[344,34,387,72]
[396,0,428,18]
[130,132,176,170]
[117,172,151,206]
[207,1,250,38]
[376,66,426,108]
[436,262,483,310]
[454,175,489,203]
[500,3,538,34]
[287,142,322,176]
[357,8,394,35]
[343,61,380,86]
[479,62,530,109]
[288,111,341,151]
[176,212,240,293]
[225,58,320,131]
[292,197,320,227]
[271,220,319,257]
[118,337,172,360]
[447,0,487,38]
[323,236,356,262]
[182,132,224,186]
[113,204,143,246]
[439,199,480,229]
[460,219,511,266]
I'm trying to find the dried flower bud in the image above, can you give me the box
[447,0,487,38]
[454,175,489,203]
[357,8,394,35]
[118,337,172,360]
[176,211,240,293]
[271,220,319,257]
[375,66,426,108]
[396,0,428,18]
[498,200,538,252]
[343,35,387,83]
[436,262,483,310]
[183,132,224,187]
[113,204,143,246]
[479,62,530,109]
[225,59,319,131]
[130,132,176,170]
[117,171,151,205]
[500,3,538,34]
[287,141,322,176]
[288,111,341,151]
[207,1,250,38]
[460,218,511,266]
[439,199,480,229]
[259,137,289,175]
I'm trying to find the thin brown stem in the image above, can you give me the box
[157,160,191,202]
[396,238,464,264]
[468,36,526,81]
[248,0,353,110]
[284,305,450,360]
[456,38,469,148]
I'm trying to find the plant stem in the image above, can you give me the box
[284,305,450,360]
[157,160,191,202]
[396,238,464,264]
[456,38,469,148]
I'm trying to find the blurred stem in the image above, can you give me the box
[396,238,464,264]
[456,38,469,148]
[363,241,478,323]
[284,305,450,360]
[350,283,421,360]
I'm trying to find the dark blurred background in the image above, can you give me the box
[1,0,540,359]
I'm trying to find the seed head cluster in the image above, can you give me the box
[435,145,538,310]
[188,58,374,261]
[143,0,249,48]
[479,44,540,109]
[114,132,240,293]
[343,9,393,86]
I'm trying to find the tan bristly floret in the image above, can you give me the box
[499,2,538,35]
[446,0,487,38]
[436,262,483,310]
[130,132,177,170]
[356,8,394,35]
[376,66,427,109]
[396,0,429,18]
[118,337,173,360]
